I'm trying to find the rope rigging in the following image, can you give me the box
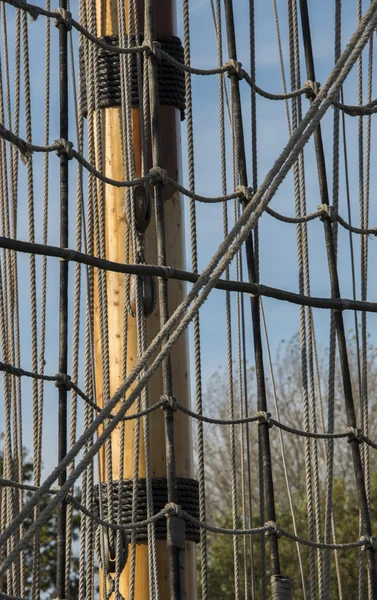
[0,0,377,598]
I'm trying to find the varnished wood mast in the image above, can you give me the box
[91,0,196,598]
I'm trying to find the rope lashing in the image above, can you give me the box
[144,38,163,61]
[318,203,336,222]
[304,80,321,99]
[59,248,79,262]
[334,298,352,313]
[149,166,168,186]
[237,185,254,204]
[161,395,178,412]
[54,373,72,391]
[361,535,377,552]
[165,503,183,517]
[93,479,200,542]
[256,411,273,428]
[265,521,282,538]
[54,138,74,160]
[249,284,267,299]
[79,34,186,119]
[224,59,245,80]
[346,426,363,444]
[53,7,72,31]
[271,575,292,600]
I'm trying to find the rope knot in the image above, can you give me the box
[225,59,245,80]
[54,139,74,160]
[256,411,273,428]
[54,8,73,31]
[237,185,254,204]
[346,426,363,444]
[318,203,336,222]
[149,166,168,186]
[304,80,321,99]
[54,373,72,391]
[165,503,182,517]
[161,395,178,412]
[145,39,162,60]
[361,535,377,552]
[265,521,282,539]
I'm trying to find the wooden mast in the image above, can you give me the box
[91,0,196,597]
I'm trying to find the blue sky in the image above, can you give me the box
[1,0,377,476]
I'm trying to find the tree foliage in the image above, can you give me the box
[0,441,80,599]
[196,332,377,599]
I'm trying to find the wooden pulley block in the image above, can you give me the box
[125,184,152,233]
[129,273,156,317]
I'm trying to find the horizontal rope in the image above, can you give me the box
[4,0,377,124]
[0,477,370,552]
[1,5,376,571]
[333,97,377,116]
[4,120,377,222]
[1,364,376,447]
[94,479,200,542]
[0,0,316,102]
[2,236,377,313]
[266,205,377,235]
[0,360,165,420]
[5,0,377,122]
[174,403,377,449]
[0,125,245,203]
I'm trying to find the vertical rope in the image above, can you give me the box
[324,0,342,595]
[361,11,373,600]
[288,2,316,595]
[145,1,185,597]
[298,0,377,594]
[182,0,209,598]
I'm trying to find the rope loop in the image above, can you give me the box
[304,80,321,99]
[346,426,363,444]
[165,502,182,517]
[256,411,273,428]
[224,59,245,80]
[54,372,72,391]
[54,7,73,31]
[265,521,282,539]
[360,535,377,552]
[237,185,254,203]
[318,203,336,222]
[161,394,178,412]
[54,138,74,160]
[149,166,168,186]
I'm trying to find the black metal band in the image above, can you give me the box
[94,478,200,543]
[80,35,186,120]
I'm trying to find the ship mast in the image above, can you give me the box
[90,0,196,597]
